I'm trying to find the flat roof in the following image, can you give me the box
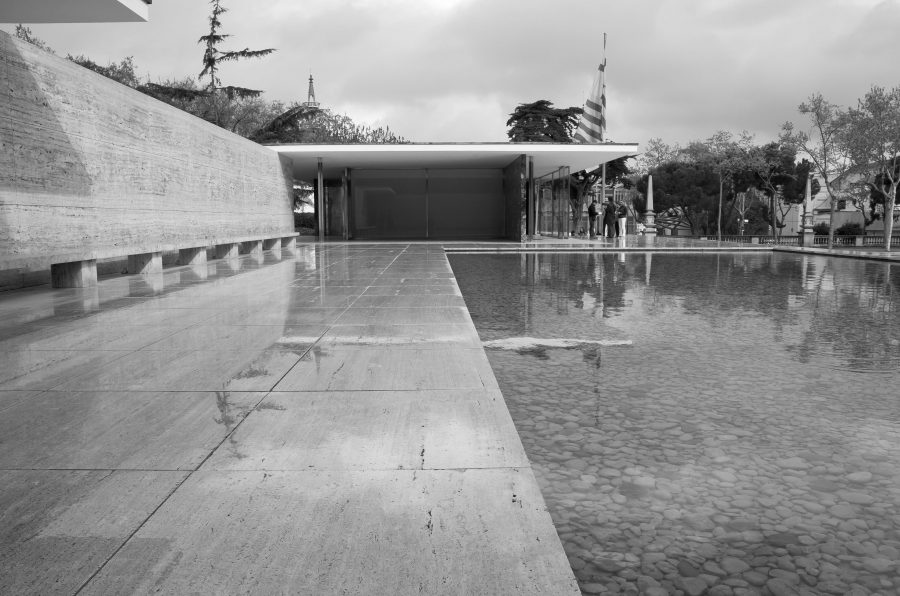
[270,142,639,179]
[0,0,150,23]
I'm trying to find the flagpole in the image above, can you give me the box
[600,32,606,235]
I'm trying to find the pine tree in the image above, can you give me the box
[198,0,275,100]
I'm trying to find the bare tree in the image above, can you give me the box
[844,85,900,251]
[636,137,681,174]
[782,93,850,249]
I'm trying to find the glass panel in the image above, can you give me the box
[351,170,427,239]
[427,170,505,239]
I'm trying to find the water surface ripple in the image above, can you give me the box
[451,252,900,596]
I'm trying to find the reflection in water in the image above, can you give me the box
[451,252,900,596]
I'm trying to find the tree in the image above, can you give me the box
[67,55,141,88]
[506,100,582,143]
[145,0,275,129]
[843,85,900,251]
[567,156,634,232]
[506,99,635,234]
[141,76,284,137]
[694,131,754,241]
[14,25,55,53]
[636,138,681,175]
[251,104,407,144]
[747,141,806,239]
[637,159,719,235]
[782,93,851,249]
[198,0,275,98]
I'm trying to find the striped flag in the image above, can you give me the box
[574,41,607,144]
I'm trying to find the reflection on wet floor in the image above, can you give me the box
[1,243,577,594]
[452,252,900,596]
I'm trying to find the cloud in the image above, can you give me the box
[5,0,898,150]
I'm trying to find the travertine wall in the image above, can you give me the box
[0,30,294,276]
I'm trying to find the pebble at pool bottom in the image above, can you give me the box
[450,251,900,596]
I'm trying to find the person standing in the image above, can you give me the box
[603,201,617,238]
[588,199,599,238]
[616,201,628,237]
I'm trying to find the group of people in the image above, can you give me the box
[587,198,628,239]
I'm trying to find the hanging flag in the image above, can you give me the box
[574,36,607,144]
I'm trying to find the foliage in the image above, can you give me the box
[692,130,755,239]
[636,138,680,174]
[782,93,851,248]
[566,156,635,230]
[252,105,407,144]
[197,0,275,98]
[14,25,55,53]
[506,100,582,143]
[746,141,806,235]
[139,0,276,130]
[637,159,720,235]
[142,76,284,137]
[294,211,316,233]
[843,85,900,249]
[67,55,141,88]
[813,222,830,235]
[835,222,863,236]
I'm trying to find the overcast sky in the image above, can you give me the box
[5,0,899,149]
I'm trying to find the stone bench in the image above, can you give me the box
[1,233,301,289]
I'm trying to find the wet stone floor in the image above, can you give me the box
[450,252,900,596]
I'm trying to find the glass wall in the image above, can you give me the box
[428,170,504,239]
[351,170,427,239]
[349,169,506,240]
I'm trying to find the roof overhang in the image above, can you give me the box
[270,143,639,180]
[1,0,150,23]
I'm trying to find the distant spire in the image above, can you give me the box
[303,74,319,108]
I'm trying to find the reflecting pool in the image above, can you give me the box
[450,252,900,596]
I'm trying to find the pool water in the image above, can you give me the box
[450,252,900,596]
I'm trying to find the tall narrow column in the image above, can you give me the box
[526,156,535,239]
[643,174,657,236]
[342,167,351,240]
[801,175,814,247]
[317,158,325,242]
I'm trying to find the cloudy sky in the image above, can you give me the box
[4,0,899,149]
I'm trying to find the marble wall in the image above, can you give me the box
[0,30,294,288]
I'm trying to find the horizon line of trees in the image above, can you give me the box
[504,85,899,252]
[632,85,899,251]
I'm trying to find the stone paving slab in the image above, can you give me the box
[79,470,578,596]
[202,389,530,471]
[0,470,188,596]
[272,346,499,392]
[0,391,265,470]
[0,243,579,594]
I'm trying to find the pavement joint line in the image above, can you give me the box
[72,471,191,595]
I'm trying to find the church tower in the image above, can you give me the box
[303,74,319,108]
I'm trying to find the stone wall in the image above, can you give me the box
[0,30,294,288]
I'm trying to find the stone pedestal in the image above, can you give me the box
[241,240,263,256]
[802,230,815,247]
[51,260,97,288]
[216,243,239,260]
[127,252,162,275]
[178,247,207,267]
[643,211,657,237]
